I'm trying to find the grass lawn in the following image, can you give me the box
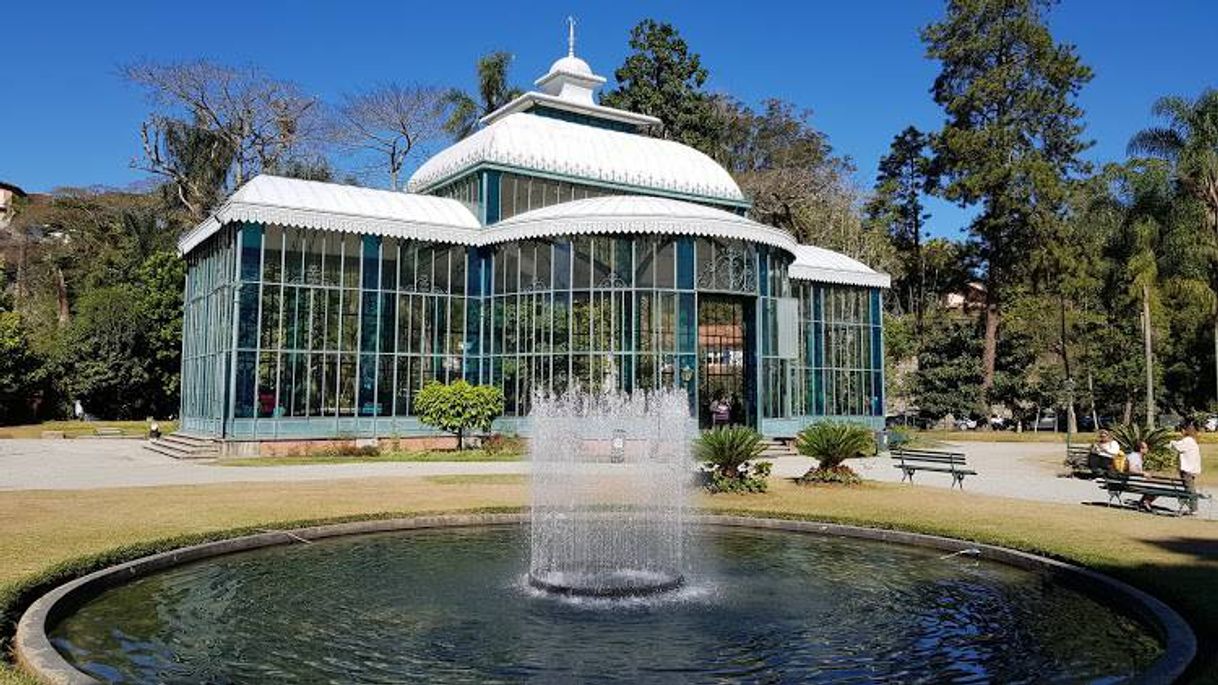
[218,448,524,466]
[0,420,178,440]
[1,477,1215,683]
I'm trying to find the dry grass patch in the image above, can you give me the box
[0,420,177,440]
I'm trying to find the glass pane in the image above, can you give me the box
[338,354,357,416]
[240,224,262,282]
[656,239,675,288]
[362,235,379,290]
[237,285,259,349]
[377,354,394,417]
[263,226,282,284]
[321,235,340,286]
[260,285,281,350]
[677,237,694,289]
[358,353,376,416]
[342,234,360,289]
[553,240,571,290]
[400,242,417,292]
[381,237,398,291]
[450,248,466,296]
[380,293,396,354]
[257,353,277,418]
[341,289,359,351]
[302,233,322,285]
[573,237,591,289]
[234,351,257,418]
[635,237,654,287]
[286,228,305,284]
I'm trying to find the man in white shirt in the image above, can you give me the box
[1142,422,1203,514]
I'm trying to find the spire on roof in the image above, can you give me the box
[567,16,576,57]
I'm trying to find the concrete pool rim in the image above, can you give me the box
[15,512,1195,684]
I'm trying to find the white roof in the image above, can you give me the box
[177,175,480,254]
[789,244,891,288]
[487,195,797,252]
[406,113,746,205]
[181,177,889,289]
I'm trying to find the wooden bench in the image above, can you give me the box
[891,447,976,489]
[1065,446,1097,478]
[1098,473,1212,514]
[94,427,125,437]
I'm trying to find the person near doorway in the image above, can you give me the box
[710,394,731,427]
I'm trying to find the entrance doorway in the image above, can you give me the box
[698,296,755,428]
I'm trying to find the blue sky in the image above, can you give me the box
[2,1,1215,238]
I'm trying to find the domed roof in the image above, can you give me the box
[407,112,746,205]
[546,55,592,77]
[486,195,795,251]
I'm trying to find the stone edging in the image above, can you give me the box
[15,513,1194,684]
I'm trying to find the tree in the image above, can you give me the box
[134,251,187,417]
[719,98,897,272]
[601,20,719,152]
[442,52,522,140]
[0,311,42,424]
[911,313,984,421]
[922,0,1093,400]
[1129,89,1218,400]
[334,84,446,189]
[55,285,152,419]
[413,380,505,449]
[867,127,933,330]
[123,60,325,218]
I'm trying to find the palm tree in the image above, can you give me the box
[442,51,523,140]
[1129,90,1218,401]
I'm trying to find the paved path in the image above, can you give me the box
[0,439,525,491]
[0,438,1212,520]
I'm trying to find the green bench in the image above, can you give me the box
[1065,446,1098,478]
[891,447,976,489]
[1098,473,1211,515]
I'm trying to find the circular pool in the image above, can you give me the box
[38,521,1169,684]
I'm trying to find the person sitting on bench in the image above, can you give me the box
[1141,421,1202,514]
[1125,439,1147,475]
[1090,429,1121,472]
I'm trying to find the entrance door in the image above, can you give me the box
[698,296,755,428]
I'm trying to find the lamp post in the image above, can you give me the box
[1063,377,1077,454]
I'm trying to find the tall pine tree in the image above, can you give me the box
[867,126,932,331]
[922,0,1092,399]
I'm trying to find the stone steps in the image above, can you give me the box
[759,438,797,459]
[144,433,219,460]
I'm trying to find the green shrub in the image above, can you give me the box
[482,434,524,457]
[413,381,505,450]
[797,464,863,485]
[695,426,771,493]
[1109,423,1177,472]
[795,421,874,484]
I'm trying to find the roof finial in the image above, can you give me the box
[567,16,576,57]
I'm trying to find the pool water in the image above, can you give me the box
[50,526,1161,684]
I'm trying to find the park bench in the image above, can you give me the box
[1065,446,1097,478]
[1098,473,1212,515]
[891,447,976,489]
[94,427,125,438]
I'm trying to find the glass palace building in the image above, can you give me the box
[176,48,890,445]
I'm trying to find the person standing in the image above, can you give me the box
[1141,421,1202,514]
[1172,421,1203,515]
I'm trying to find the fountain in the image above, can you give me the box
[527,388,696,598]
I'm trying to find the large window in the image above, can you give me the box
[789,282,884,418]
[226,224,469,421]
[483,236,764,417]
